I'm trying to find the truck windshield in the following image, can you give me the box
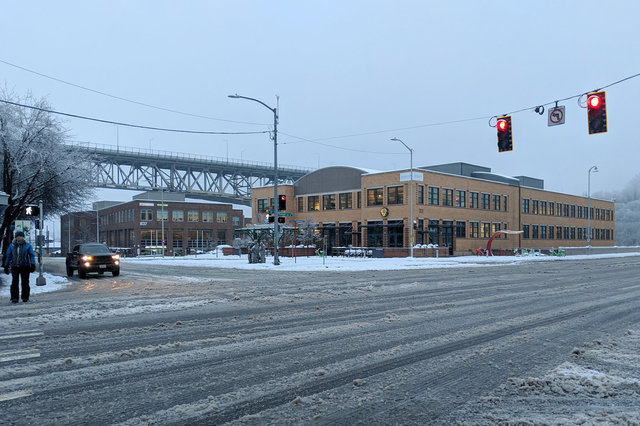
[81,245,111,254]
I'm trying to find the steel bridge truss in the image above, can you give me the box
[73,143,310,202]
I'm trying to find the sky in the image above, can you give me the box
[1,1,639,201]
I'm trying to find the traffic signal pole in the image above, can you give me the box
[36,200,46,286]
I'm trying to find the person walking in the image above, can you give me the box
[3,231,36,303]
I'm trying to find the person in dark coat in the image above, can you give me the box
[4,231,36,303]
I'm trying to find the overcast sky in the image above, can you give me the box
[2,1,639,200]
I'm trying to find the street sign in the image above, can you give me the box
[548,106,565,126]
[157,203,168,207]
[279,212,293,217]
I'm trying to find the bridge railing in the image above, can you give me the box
[65,141,312,174]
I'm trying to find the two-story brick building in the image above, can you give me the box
[61,191,246,256]
[251,163,615,256]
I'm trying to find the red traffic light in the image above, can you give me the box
[588,94,602,109]
[586,91,607,135]
[497,119,509,132]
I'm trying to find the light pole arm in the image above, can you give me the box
[228,94,276,114]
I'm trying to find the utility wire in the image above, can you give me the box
[0,58,267,126]
[284,71,640,143]
[0,98,269,135]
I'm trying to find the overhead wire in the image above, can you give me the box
[0,58,267,126]
[0,98,269,135]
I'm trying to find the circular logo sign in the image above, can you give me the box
[380,207,389,217]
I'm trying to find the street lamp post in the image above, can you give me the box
[228,94,280,265]
[391,138,414,258]
[587,165,598,249]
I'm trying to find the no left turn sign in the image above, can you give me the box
[548,106,565,126]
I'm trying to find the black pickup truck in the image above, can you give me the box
[66,243,120,278]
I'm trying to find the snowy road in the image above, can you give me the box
[0,255,639,424]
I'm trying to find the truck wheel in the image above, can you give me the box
[66,266,74,277]
[112,268,120,277]
[78,268,87,279]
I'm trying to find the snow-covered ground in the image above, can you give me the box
[2,252,639,299]
[125,250,640,271]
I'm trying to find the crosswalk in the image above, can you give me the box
[0,329,42,402]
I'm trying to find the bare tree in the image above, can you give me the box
[1,90,94,256]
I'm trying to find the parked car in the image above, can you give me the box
[66,243,120,278]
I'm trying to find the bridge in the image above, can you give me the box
[69,142,312,205]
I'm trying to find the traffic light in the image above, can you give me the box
[586,91,607,134]
[278,216,285,224]
[267,214,274,223]
[34,219,41,229]
[496,115,513,152]
[23,205,40,216]
[278,195,286,211]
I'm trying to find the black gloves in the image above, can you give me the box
[3,266,8,275]
[30,264,36,273]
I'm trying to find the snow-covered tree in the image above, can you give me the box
[1,91,94,255]
[297,219,321,247]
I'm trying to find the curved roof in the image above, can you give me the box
[294,166,368,195]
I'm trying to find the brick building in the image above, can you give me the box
[250,163,615,256]
[61,192,245,256]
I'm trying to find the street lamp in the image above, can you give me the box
[587,165,598,249]
[391,138,414,258]
[228,94,280,265]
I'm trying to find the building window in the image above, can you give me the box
[417,185,424,204]
[202,211,214,223]
[428,187,439,205]
[388,186,404,205]
[540,225,547,239]
[339,192,352,209]
[549,202,555,216]
[556,226,563,239]
[456,221,466,238]
[387,220,404,247]
[217,212,228,223]
[357,191,361,209]
[442,189,453,207]
[532,224,539,239]
[323,194,336,210]
[493,195,501,211]
[257,198,268,213]
[577,205,583,218]
[367,221,384,247]
[556,203,562,217]
[481,193,491,210]
[469,222,479,238]
[298,197,304,212]
[455,190,466,208]
[522,199,530,214]
[481,222,491,238]
[563,204,569,217]
[172,210,184,222]
[188,211,199,222]
[522,224,530,239]
[532,200,539,215]
[570,205,576,217]
[232,216,240,227]
[308,196,320,211]
[541,201,547,215]
[367,188,384,206]
[503,195,508,211]
[570,227,576,239]
[470,192,479,209]
[140,209,153,221]
[157,209,168,221]
[548,225,554,239]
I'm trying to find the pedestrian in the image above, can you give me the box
[3,231,36,303]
